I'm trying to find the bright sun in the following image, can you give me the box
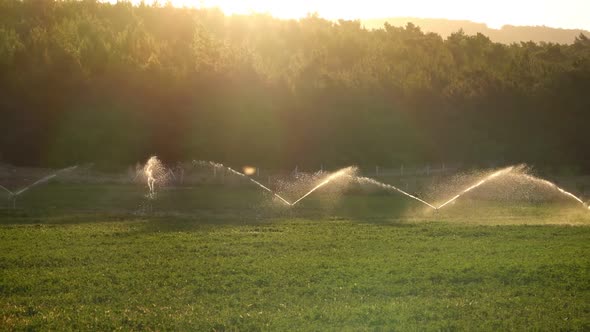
[126,0,509,23]
[156,0,320,19]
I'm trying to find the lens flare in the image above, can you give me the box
[243,166,257,176]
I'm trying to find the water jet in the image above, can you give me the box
[355,176,437,210]
[1,165,78,208]
[194,160,292,206]
[291,167,357,206]
[436,166,516,209]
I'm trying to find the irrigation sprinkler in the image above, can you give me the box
[165,157,590,213]
[0,165,77,209]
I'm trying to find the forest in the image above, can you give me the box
[363,18,590,44]
[0,0,589,171]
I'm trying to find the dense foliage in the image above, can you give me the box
[1,0,589,170]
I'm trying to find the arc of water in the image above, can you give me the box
[0,165,78,208]
[0,184,14,196]
[192,160,590,212]
[437,166,515,209]
[14,174,57,196]
[291,167,356,206]
[196,162,433,208]
[56,165,79,174]
[196,161,292,206]
[248,177,293,206]
[355,176,437,210]
[10,165,78,197]
[519,173,588,208]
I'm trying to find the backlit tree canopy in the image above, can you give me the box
[0,1,589,170]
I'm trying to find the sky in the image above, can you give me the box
[108,0,590,31]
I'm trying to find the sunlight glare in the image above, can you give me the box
[112,0,590,31]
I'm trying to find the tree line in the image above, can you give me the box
[1,0,589,171]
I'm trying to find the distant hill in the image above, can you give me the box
[361,17,589,44]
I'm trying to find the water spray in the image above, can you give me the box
[519,173,588,209]
[1,165,78,208]
[188,160,589,213]
[0,184,13,196]
[14,174,57,196]
[194,161,292,206]
[143,156,169,199]
[249,177,293,206]
[436,166,515,209]
[355,176,437,210]
[291,167,357,206]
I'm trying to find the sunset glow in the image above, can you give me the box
[109,0,590,30]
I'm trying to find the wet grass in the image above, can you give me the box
[0,184,589,330]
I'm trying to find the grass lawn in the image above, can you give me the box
[0,184,589,330]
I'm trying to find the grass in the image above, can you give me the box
[0,183,589,330]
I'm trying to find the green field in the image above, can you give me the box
[1,184,589,330]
